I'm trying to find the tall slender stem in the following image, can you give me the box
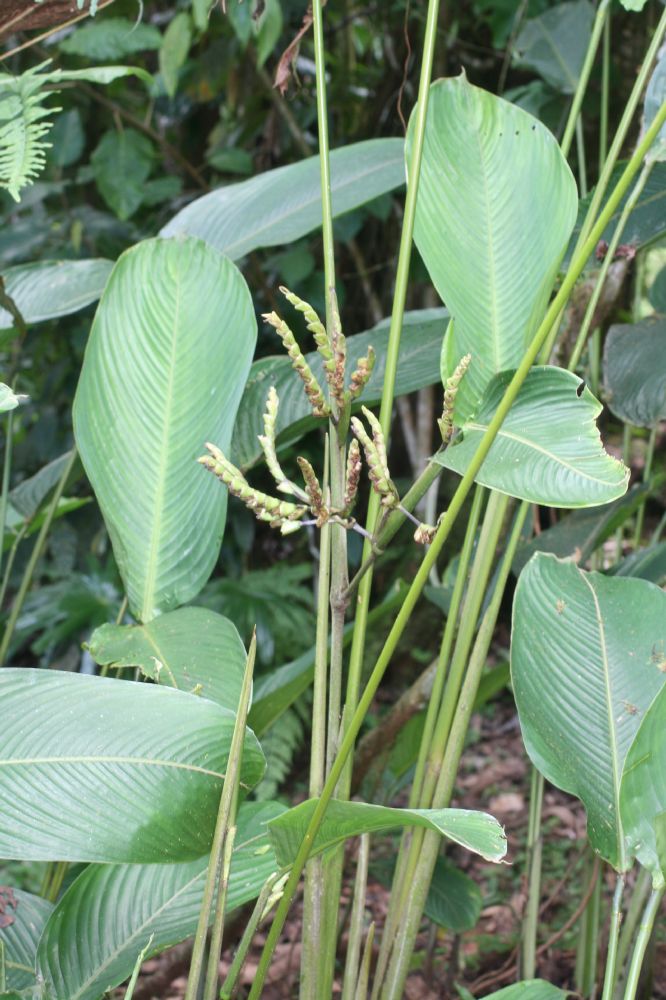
[599,14,611,172]
[560,0,611,158]
[0,407,15,583]
[0,447,77,667]
[633,423,657,547]
[521,768,545,979]
[601,874,625,1000]
[623,887,664,1000]
[246,90,666,1000]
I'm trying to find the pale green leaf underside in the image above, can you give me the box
[437,367,628,507]
[0,890,53,991]
[511,554,666,870]
[0,260,113,330]
[37,802,284,1000]
[161,138,405,259]
[406,74,577,420]
[73,237,256,622]
[620,685,666,887]
[87,606,246,711]
[0,669,264,863]
[268,798,506,869]
[482,982,570,1000]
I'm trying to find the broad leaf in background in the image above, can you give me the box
[514,1,594,93]
[0,890,53,991]
[407,75,577,421]
[0,260,113,330]
[425,859,482,932]
[8,452,80,522]
[569,162,666,268]
[268,799,506,868]
[0,669,264,863]
[603,318,666,427]
[482,983,569,1000]
[512,554,666,870]
[159,11,192,97]
[161,138,404,259]
[74,237,256,622]
[437,367,628,507]
[609,542,666,585]
[512,483,651,575]
[620,685,666,887]
[87,607,246,710]
[90,129,154,220]
[233,309,447,469]
[644,45,666,161]
[36,802,284,1000]
[59,17,162,60]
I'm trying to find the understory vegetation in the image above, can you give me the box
[0,1,665,998]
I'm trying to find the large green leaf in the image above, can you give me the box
[425,859,482,932]
[620,685,666,887]
[603,318,666,427]
[514,1,594,93]
[87,607,246,711]
[268,799,506,868]
[161,139,404,259]
[0,669,264,863]
[482,983,569,1000]
[0,890,53,991]
[437,367,628,507]
[232,309,447,470]
[407,75,577,420]
[73,237,256,622]
[511,554,666,870]
[59,17,162,60]
[609,542,666,585]
[36,802,284,1000]
[0,260,112,330]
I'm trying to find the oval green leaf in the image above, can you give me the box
[514,1,594,94]
[0,260,112,330]
[36,802,284,1000]
[0,890,53,991]
[620,684,666,887]
[425,859,482,932]
[87,607,246,710]
[161,139,405,259]
[436,367,628,507]
[73,237,256,622]
[511,554,666,870]
[268,799,506,869]
[406,75,577,420]
[603,318,666,427]
[482,982,569,1000]
[0,669,264,863]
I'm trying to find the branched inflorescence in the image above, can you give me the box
[199,287,464,547]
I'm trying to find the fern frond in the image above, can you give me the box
[0,62,60,202]
[255,696,311,801]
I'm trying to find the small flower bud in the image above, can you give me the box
[263,311,330,418]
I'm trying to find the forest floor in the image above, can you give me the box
[122,701,666,1000]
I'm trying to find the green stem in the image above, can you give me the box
[633,424,657,547]
[0,523,28,611]
[575,851,601,995]
[186,634,256,1000]
[560,0,611,158]
[615,867,652,985]
[599,14,611,172]
[0,447,77,667]
[0,407,15,583]
[220,873,283,1000]
[576,114,588,198]
[521,768,545,979]
[568,161,654,371]
[311,0,335,333]
[622,887,664,1000]
[601,873,625,1000]
[246,99,666,1000]
[341,834,370,1000]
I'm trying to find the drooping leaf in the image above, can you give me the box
[0,260,113,330]
[8,452,81,522]
[36,802,284,1000]
[0,890,53,991]
[620,685,666,887]
[90,129,154,220]
[603,318,666,427]
[512,483,651,575]
[73,237,256,622]
[511,554,666,871]
[268,799,506,869]
[0,668,265,863]
[59,17,162,60]
[481,983,569,1000]
[406,75,577,421]
[160,138,405,259]
[514,1,594,94]
[436,367,628,507]
[232,309,447,470]
[87,607,246,710]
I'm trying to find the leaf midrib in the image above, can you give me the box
[0,755,223,778]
